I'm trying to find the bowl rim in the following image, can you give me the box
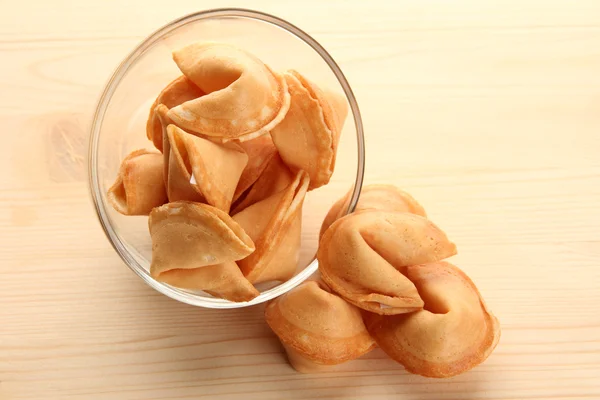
[88,7,365,308]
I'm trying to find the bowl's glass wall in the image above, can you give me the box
[91,10,364,308]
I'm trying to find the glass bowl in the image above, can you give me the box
[88,8,365,308]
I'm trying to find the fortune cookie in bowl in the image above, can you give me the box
[270,70,348,190]
[318,211,457,315]
[107,149,167,215]
[320,184,427,238]
[146,76,204,152]
[231,153,294,215]
[232,134,278,204]
[148,202,258,301]
[233,170,309,284]
[167,42,290,142]
[156,261,258,302]
[265,280,376,373]
[153,104,173,185]
[364,262,501,378]
[164,125,248,213]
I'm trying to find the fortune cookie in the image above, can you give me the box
[318,211,457,315]
[156,261,259,302]
[153,104,173,185]
[107,149,167,215]
[146,76,204,152]
[232,134,278,204]
[320,184,427,238]
[270,70,348,190]
[149,202,256,300]
[233,170,309,284]
[364,261,500,378]
[167,42,290,142]
[164,125,248,212]
[265,280,376,373]
[231,153,295,215]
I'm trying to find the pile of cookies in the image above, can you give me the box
[107,42,347,301]
[105,41,501,378]
[266,185,501,377]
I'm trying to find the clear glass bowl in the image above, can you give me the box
[88,8,365,308]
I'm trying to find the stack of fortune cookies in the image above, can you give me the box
[265,185,501,378]
[107,42,348,302]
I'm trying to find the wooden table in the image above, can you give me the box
[2,1,600,399]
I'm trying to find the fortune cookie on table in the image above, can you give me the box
[320,184,427,238]
[232,170,309,284]
[164,125,248,213]
[270,70,348,190]
[167,42,290,142]
[364,261,501,378]
[146,76,204,152]
[107,149,167,216]
[231,153,295,215]
[318,211,457,315]
[149,202,257,300]
[232,134,278,204]
[265,280,376,373]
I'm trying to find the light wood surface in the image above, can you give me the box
[2,1,600,399]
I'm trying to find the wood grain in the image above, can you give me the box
[1,0,600,399]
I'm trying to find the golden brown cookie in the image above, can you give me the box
[364,261,500,378]
[149,202,255,278]
[146,76,204,152]
[232,134,278,204]
[320,184,427,238]
[167,43,290,142]
[265,280,375,373]
[231,153,295,215]
[156,261,258,302]
[233,170,309,284]
[270,70,348,190]
[164,125,248,212]
[107,149,167,215]
[318,210,457,315]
